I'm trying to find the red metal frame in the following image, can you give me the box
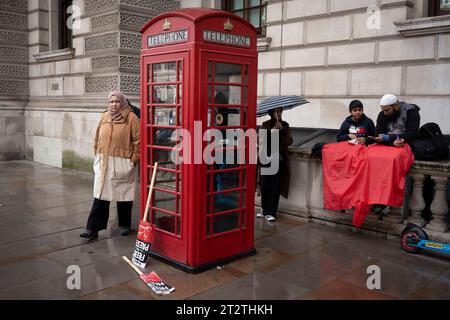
[140,8,257,272]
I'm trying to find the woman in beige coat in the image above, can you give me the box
[80,91,140,240]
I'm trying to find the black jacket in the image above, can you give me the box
[336,114,376,143]
[375,102,420,145]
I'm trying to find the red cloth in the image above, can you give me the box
[322,142,414,227]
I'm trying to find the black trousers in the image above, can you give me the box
[260,168,281,217]
[86,198,133,232]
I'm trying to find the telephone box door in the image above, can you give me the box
[199,52,257,263]
[142,52,188,264]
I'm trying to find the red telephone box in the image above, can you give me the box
[140,8,257,273]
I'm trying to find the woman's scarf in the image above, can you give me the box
[108,91,128,123]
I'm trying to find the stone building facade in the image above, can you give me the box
[1,0,450,169]
[0,0,180,167]
[252,0,450,132]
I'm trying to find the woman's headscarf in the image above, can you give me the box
[108,91,128,122]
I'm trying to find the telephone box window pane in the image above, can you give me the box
[153,85,176,104]
[177,84,182,104]
[213,212,240,234]
[155,169,179,191]
[154,107,176,125]
[178,107,182,126]
[206,217,212,236]
[147,85,151,104]
[242,189,246,208]
[208,85,212,105]
[152,149,176,169]
[211,171,240,192]
[213,149,245,167]
[214,108,241,127]
[243,87,248,106]
[154,190,180,213]
[209,191,240,213]
[176,216,181,235]
[208,62,213,82]
[178,61,182,82]
[147,64,151,82]
[244,65,248,85]
[153,128,178,147]
[214,85,241,105]
[215,63,242,83]
[153,210,176,234]
[153,62,176,82]
[207,107,212,127]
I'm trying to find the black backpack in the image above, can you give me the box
[410,123,449,161]
[311,142,327,159]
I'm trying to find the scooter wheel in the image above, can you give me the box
[401,230,421,254]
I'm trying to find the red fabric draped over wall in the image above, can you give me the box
[322,142,414,227]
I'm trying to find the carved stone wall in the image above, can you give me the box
[85,75,119,93]
[119,32,141,51]
[120,12,150,30]
[120,55,139,69]
[85,0,119,15]
[0,0,27,10]
[91,13,119,32]
[0,80,28,96]
[120,74,140,94]
[92,56,119,70]
[0,1,29,102]
[0,46,28,63]
[0,64,28,77]
[120,0,180,12]
[0,12,27,30]
[85,32,119,52]
[0,30,28,45]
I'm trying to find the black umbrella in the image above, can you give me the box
[257,95,309,116]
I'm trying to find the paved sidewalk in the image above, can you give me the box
[0,160,449,300]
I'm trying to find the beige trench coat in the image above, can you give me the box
[93,107,140,201]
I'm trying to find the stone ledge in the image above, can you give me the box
[257,37,272,52]
[33,48,75,63]
[395,14,450,36]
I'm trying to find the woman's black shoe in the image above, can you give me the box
[120,227,130,236]
[79,230,98,240]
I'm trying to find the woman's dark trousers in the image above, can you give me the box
[260,168,281,217]
[87,198,133,231]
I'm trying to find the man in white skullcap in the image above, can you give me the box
[374,94,420,148]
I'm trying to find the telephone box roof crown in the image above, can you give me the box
[140,8,257,34]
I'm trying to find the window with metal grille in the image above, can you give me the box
[222,0,267,37]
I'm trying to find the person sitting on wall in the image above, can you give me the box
[336,99,376,145]
[374,94,420,148]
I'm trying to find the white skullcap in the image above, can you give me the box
[380,94,398,106]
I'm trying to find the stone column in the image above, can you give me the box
[407,172,427,226]
[426,175,449,233]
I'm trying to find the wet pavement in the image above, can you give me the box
[0,160,449,300]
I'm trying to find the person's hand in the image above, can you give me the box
[356,137,366,144]
[373,135,383,143]
[393,138,405,148]
[273,122,283,130]
[348,134,357,140]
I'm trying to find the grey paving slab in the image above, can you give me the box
[191,271,309,300]
[0,160,449,300]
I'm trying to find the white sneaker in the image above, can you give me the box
[265,215,276,222]
[256,212,264,218]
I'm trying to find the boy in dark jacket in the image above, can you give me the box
[337,100,375,145]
